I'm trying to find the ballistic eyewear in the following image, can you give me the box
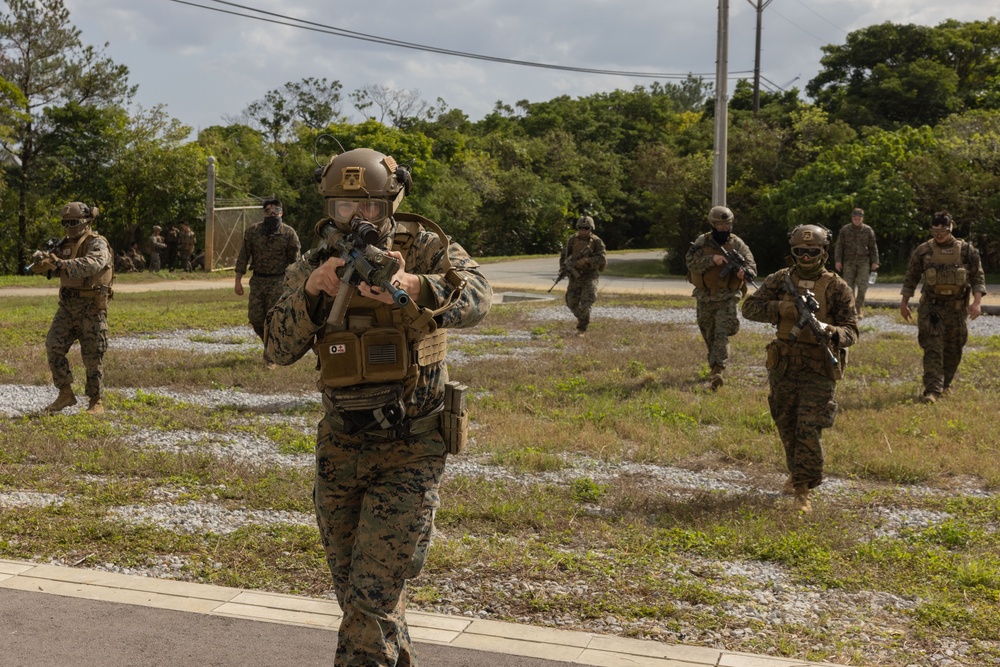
[328,198,389,224]
[930,221,951,228]
[791,246,823,258]
[264,206,282,215]
[62,219,87,225]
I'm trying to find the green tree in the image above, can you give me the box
[0,0,133,272]
[808,20,1000,130]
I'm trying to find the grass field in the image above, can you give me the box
[1,288,999,666]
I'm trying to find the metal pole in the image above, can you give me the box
[712,0,729,207]
[205,156,216,271]
[747,0,774,115]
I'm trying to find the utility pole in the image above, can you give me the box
[747,0,774,115]
[712,0,730,207]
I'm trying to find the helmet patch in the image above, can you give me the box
[801,230,814,241]
[341,167,366,191]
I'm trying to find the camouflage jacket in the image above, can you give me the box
[53,234,113,286]
[901,237,986,299]
[559,233,607,277]
[265,219,492,416]
[685,232,756,301]
[741,267,859,350]
[834,223,878,266]
[148,234,167,254]
[235,222,301,277]
[178,228,196,254]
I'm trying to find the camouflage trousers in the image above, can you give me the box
[695,296,741,369]
[45,297,108,401]
[767,348,838,489]
[917,297,968,394]
[178,251,193,272]
[565,274,599,332]
[249,275,286,363]
[841,262,871,311]
[315,416,446,667]
[148,252,161,272]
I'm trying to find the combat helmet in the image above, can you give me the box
[708,206,734,228]
[576,215,595,231]
[60,201,99,239]
[788,224,831,248]
[318,148,411,236]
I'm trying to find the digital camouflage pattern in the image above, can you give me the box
[560,232,607,332]
[147,232,166,272]
[742,267,858,489]
[265,220,491,667]
[685,233,756,369]
[235,221,301,361]
[834,222,879,311]
[46,235,113,402]
[901,237,986,395]
[178,225,197,272]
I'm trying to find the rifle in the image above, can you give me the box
[706,238,758,288]
[549,239,594,292]
[315,218,411,326]
[25,238,61,276]
[783,272,839,368]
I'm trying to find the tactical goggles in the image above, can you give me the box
[264,206,282,215]
[791,246,823,258]
[327,198,389,224]
[930,220,951,228]
[62,218,88,225]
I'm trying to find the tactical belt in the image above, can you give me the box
[775,339,827,360]
[324,402,443,441]
[59,287,101,299]
[252,271,285,278]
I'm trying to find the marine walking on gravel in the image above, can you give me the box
[558,215,607,335]
[265,147,492,666]
[741,224,858,513]
[899,211,986,404]
[234,198,301,368]
[685,205,757,390]
[29,202,115,416]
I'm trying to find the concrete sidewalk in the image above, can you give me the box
[0,558,823,667]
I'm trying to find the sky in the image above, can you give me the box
[60,0,994,136]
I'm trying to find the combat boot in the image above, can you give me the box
[45,386,77,413]
[709,365,724,391]
[781,475,796,496]
[86,397,104,415]
[922,391,940,404]
[793,483,811,513]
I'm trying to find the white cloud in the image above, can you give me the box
[57,0,995,133]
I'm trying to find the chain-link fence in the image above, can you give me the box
[210,202,261,270]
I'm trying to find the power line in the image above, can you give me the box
[167,0,753,80]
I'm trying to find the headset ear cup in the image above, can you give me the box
[396,167,412,195]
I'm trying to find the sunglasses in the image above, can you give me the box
[792,246,823,258]
[930,222,951,228]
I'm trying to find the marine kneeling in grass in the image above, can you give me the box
[741,224,858,513]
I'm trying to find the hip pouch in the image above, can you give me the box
[442,381,470,455]
[327,383,407,435]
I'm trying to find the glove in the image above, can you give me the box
[575,257,591,270]
[777,301,797,319]
[30,252,59,275]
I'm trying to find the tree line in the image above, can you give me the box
[3,1,1000,276]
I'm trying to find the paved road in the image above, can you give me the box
[7,251,998,311]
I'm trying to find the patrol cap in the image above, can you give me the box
[576,216,595,230]
[152,225,162,232]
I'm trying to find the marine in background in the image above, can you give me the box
[559,215,607,335]
[741,224,858,513]
[899,211,986,404]
[685,205,757,390]
[833,207,879,318]
[234,198,301,368]
[29,202,115,415]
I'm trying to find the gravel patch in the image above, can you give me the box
[126,427,312,470]
[110,326,262,354]
[0,490,67,508]
[108,500,314,535]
